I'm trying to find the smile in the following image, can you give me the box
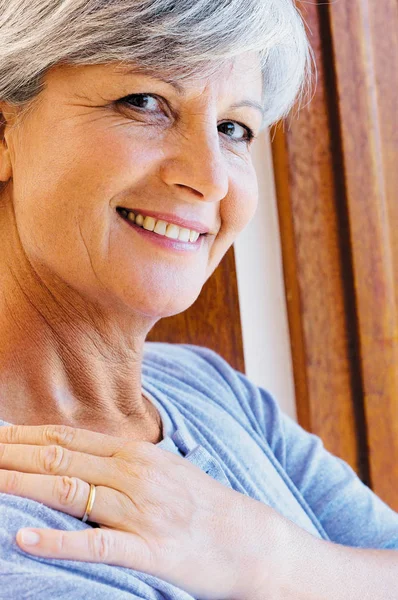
[116,208,205,243]
[116,207,207,253]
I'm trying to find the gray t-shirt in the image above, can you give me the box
[0,342,397,599]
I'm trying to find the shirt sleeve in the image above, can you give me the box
[0,493,190,599]
[267,403,398,549]
[239,375,398,549]
[180,344,398,550]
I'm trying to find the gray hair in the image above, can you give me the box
[0,0,315,130]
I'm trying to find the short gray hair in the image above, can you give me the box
[0,0,314,129]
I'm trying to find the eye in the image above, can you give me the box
[118,93,256,144]
[120,93,163,112]
[218,121,256,145]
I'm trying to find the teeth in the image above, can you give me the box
[120,209,202,243]
[143,216,156,232]
[135,214,144,226]
[178,228,191,242]
[165,223,180,239]
[153,220,167,236]
[190,230,199,243]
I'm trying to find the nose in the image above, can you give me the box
[160,122,229,203]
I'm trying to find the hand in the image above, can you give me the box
[0,424,277,600]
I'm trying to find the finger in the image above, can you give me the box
[0,469,127,526]
[16,527,153,574]
[0,442,119,488]
[0,424,128,457]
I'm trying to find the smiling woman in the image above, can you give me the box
[1,1,397,600]
[0,0,312,440]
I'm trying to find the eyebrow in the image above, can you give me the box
[228,100,265,118]
[117,67,265,118]
[116,66,186,94]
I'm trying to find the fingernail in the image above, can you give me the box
[20,529,41,545]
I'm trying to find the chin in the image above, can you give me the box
[141,293,204,319]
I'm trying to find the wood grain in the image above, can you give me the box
[271,2,367,480]
[328,0,398,506]
[272,0,398,509]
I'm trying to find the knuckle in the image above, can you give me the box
[116,440,152,464]
[119,445,160,483]
[55,476,81,506]
[88,528,111,561]
[136,441,158,459]
[3,426,18,444]
[4,470,22,494]
[55,531,69,553]
[138,459,166,486]
[42,445,69,474]
[44,425,75,447]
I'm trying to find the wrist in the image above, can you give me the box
[274,518,327,600]
[230,494,293,600]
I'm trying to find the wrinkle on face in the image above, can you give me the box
[0,54,262,322]
[77,216,102,288]
[0,53,263,435]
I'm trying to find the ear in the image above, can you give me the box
[0,103,13,185]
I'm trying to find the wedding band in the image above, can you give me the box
[81,483,96,523]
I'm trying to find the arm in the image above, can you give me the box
[238,376,398,598]
[185,344,398,548]
[235,373,398,598]
[180,346,398,598]
[248,499,398,600]
[231,362,398,549]
[288,534,398,600]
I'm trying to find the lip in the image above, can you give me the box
[118,212,206,253]
[117,207,214,235]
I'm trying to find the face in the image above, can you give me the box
[0,54,263,320]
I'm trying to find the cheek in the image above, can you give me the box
[12,124,160,256]
[221,165,259,236]
[204,165,258,279]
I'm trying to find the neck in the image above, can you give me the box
[0,223,162,442]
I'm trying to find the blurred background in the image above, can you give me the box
[147,1,398,511]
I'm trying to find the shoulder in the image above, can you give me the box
[0,493,180,598]
[142,341,249,405]
[142,342,284,445]
[143,341,233,380]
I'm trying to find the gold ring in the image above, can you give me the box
[81,483,96,523]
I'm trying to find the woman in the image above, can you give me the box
[0,1,397,599]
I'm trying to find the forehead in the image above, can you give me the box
[116,52,263,97]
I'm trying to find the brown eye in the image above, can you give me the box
[117,94,256,145]
[218,121,255,144]
[120,93,163,112]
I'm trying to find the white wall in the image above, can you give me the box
[233,129,297,420]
